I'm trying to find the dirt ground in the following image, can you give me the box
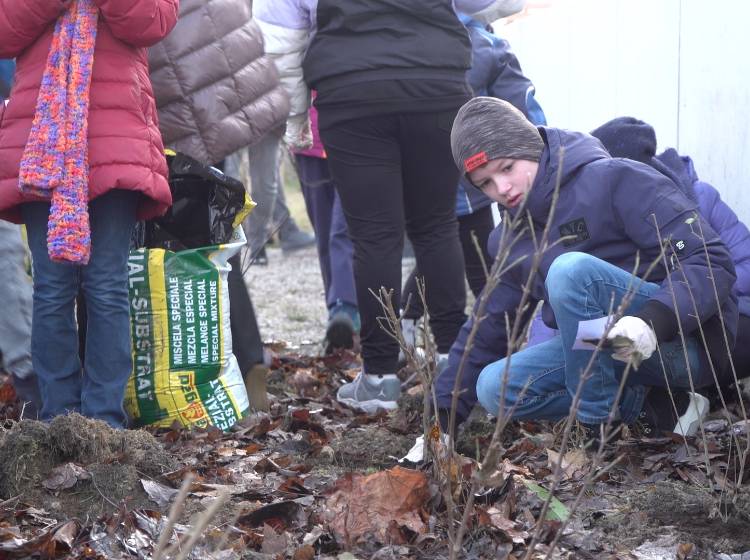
[241,245,329,354]
[3,358,750,560]
[591,480,750,553]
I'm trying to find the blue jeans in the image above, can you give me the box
[476,252,701,425]
[22,190,139,428]
[296,154,357,312]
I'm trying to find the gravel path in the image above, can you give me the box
[240,245,416,354]
[241,246,327,354]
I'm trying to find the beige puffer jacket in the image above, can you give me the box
[149,0,289,165]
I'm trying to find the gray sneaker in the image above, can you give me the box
[337,371,401,414]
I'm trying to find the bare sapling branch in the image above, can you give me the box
[650,216,719,481]
[692,217,750,482]
[371,281,438,464]
[450,149,569,558]
[153,473,194,560]
[651,215,749,502]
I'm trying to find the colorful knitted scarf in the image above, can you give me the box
[18,0,98,264]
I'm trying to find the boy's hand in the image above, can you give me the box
[606,316,657,369]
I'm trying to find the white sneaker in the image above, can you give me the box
[402,318,418,348]
[673,392,710,437]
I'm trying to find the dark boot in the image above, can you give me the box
[11,373,42,419]
[632,388,709,437]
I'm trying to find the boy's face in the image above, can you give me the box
[468,158,538,209]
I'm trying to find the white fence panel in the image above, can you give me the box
[497,0,749,222]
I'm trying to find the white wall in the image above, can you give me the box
[497,0,750,222]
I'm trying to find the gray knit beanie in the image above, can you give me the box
[451,97,544,178]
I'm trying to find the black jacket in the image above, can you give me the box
[303,0,472,91]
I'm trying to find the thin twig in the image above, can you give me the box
[153,473,195,560]
[171,489,230,560]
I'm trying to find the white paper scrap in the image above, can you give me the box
[573,315,615,350]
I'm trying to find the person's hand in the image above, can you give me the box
[606,316,657,368]
[283,114,313,150]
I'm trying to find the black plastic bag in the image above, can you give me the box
[138,152,247,250]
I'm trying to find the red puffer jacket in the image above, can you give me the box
[0,0,179,223]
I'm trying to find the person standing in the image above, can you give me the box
[255,0,508,413]
[0,0,179,428]
[0,58,41,417]
[401,10,546,345]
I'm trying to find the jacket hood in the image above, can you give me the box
[523,127,610,220]
[655,148,699,201]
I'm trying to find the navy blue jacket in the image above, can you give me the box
[657,149,750,316]
[437,128,738,422]
[456,15,546,217]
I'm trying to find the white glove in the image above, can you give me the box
[283,113,313,150]
[606,316,657,368]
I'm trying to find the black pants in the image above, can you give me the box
[214,159,265,372]
[228,253,264,372]
[320,111,467,374]
[403,204,494,320]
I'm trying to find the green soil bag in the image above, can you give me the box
[125,227,250,430]
[125,153,256,430]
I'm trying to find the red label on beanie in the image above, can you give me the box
[464,151,488,172]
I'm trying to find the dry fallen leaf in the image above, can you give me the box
[475,458,531,488]
[293,544,316,560]
[0,526,25,551]
[42,463,91,491]
[51,520,80,549]
[27,520,82,558]
[485,507,529,544]
[546,448,589,479]
[677,542,694,560]
[324,466,429,544]
[731,420,750,435]
[238,501,308,532]
[288,369,321,395]
[216,446,245,457]
[141,479,179,509]
[406,385,424,397]
[261,524,289,556]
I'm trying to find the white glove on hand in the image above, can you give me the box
[606,316,657,369]
[283,114,313,150]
